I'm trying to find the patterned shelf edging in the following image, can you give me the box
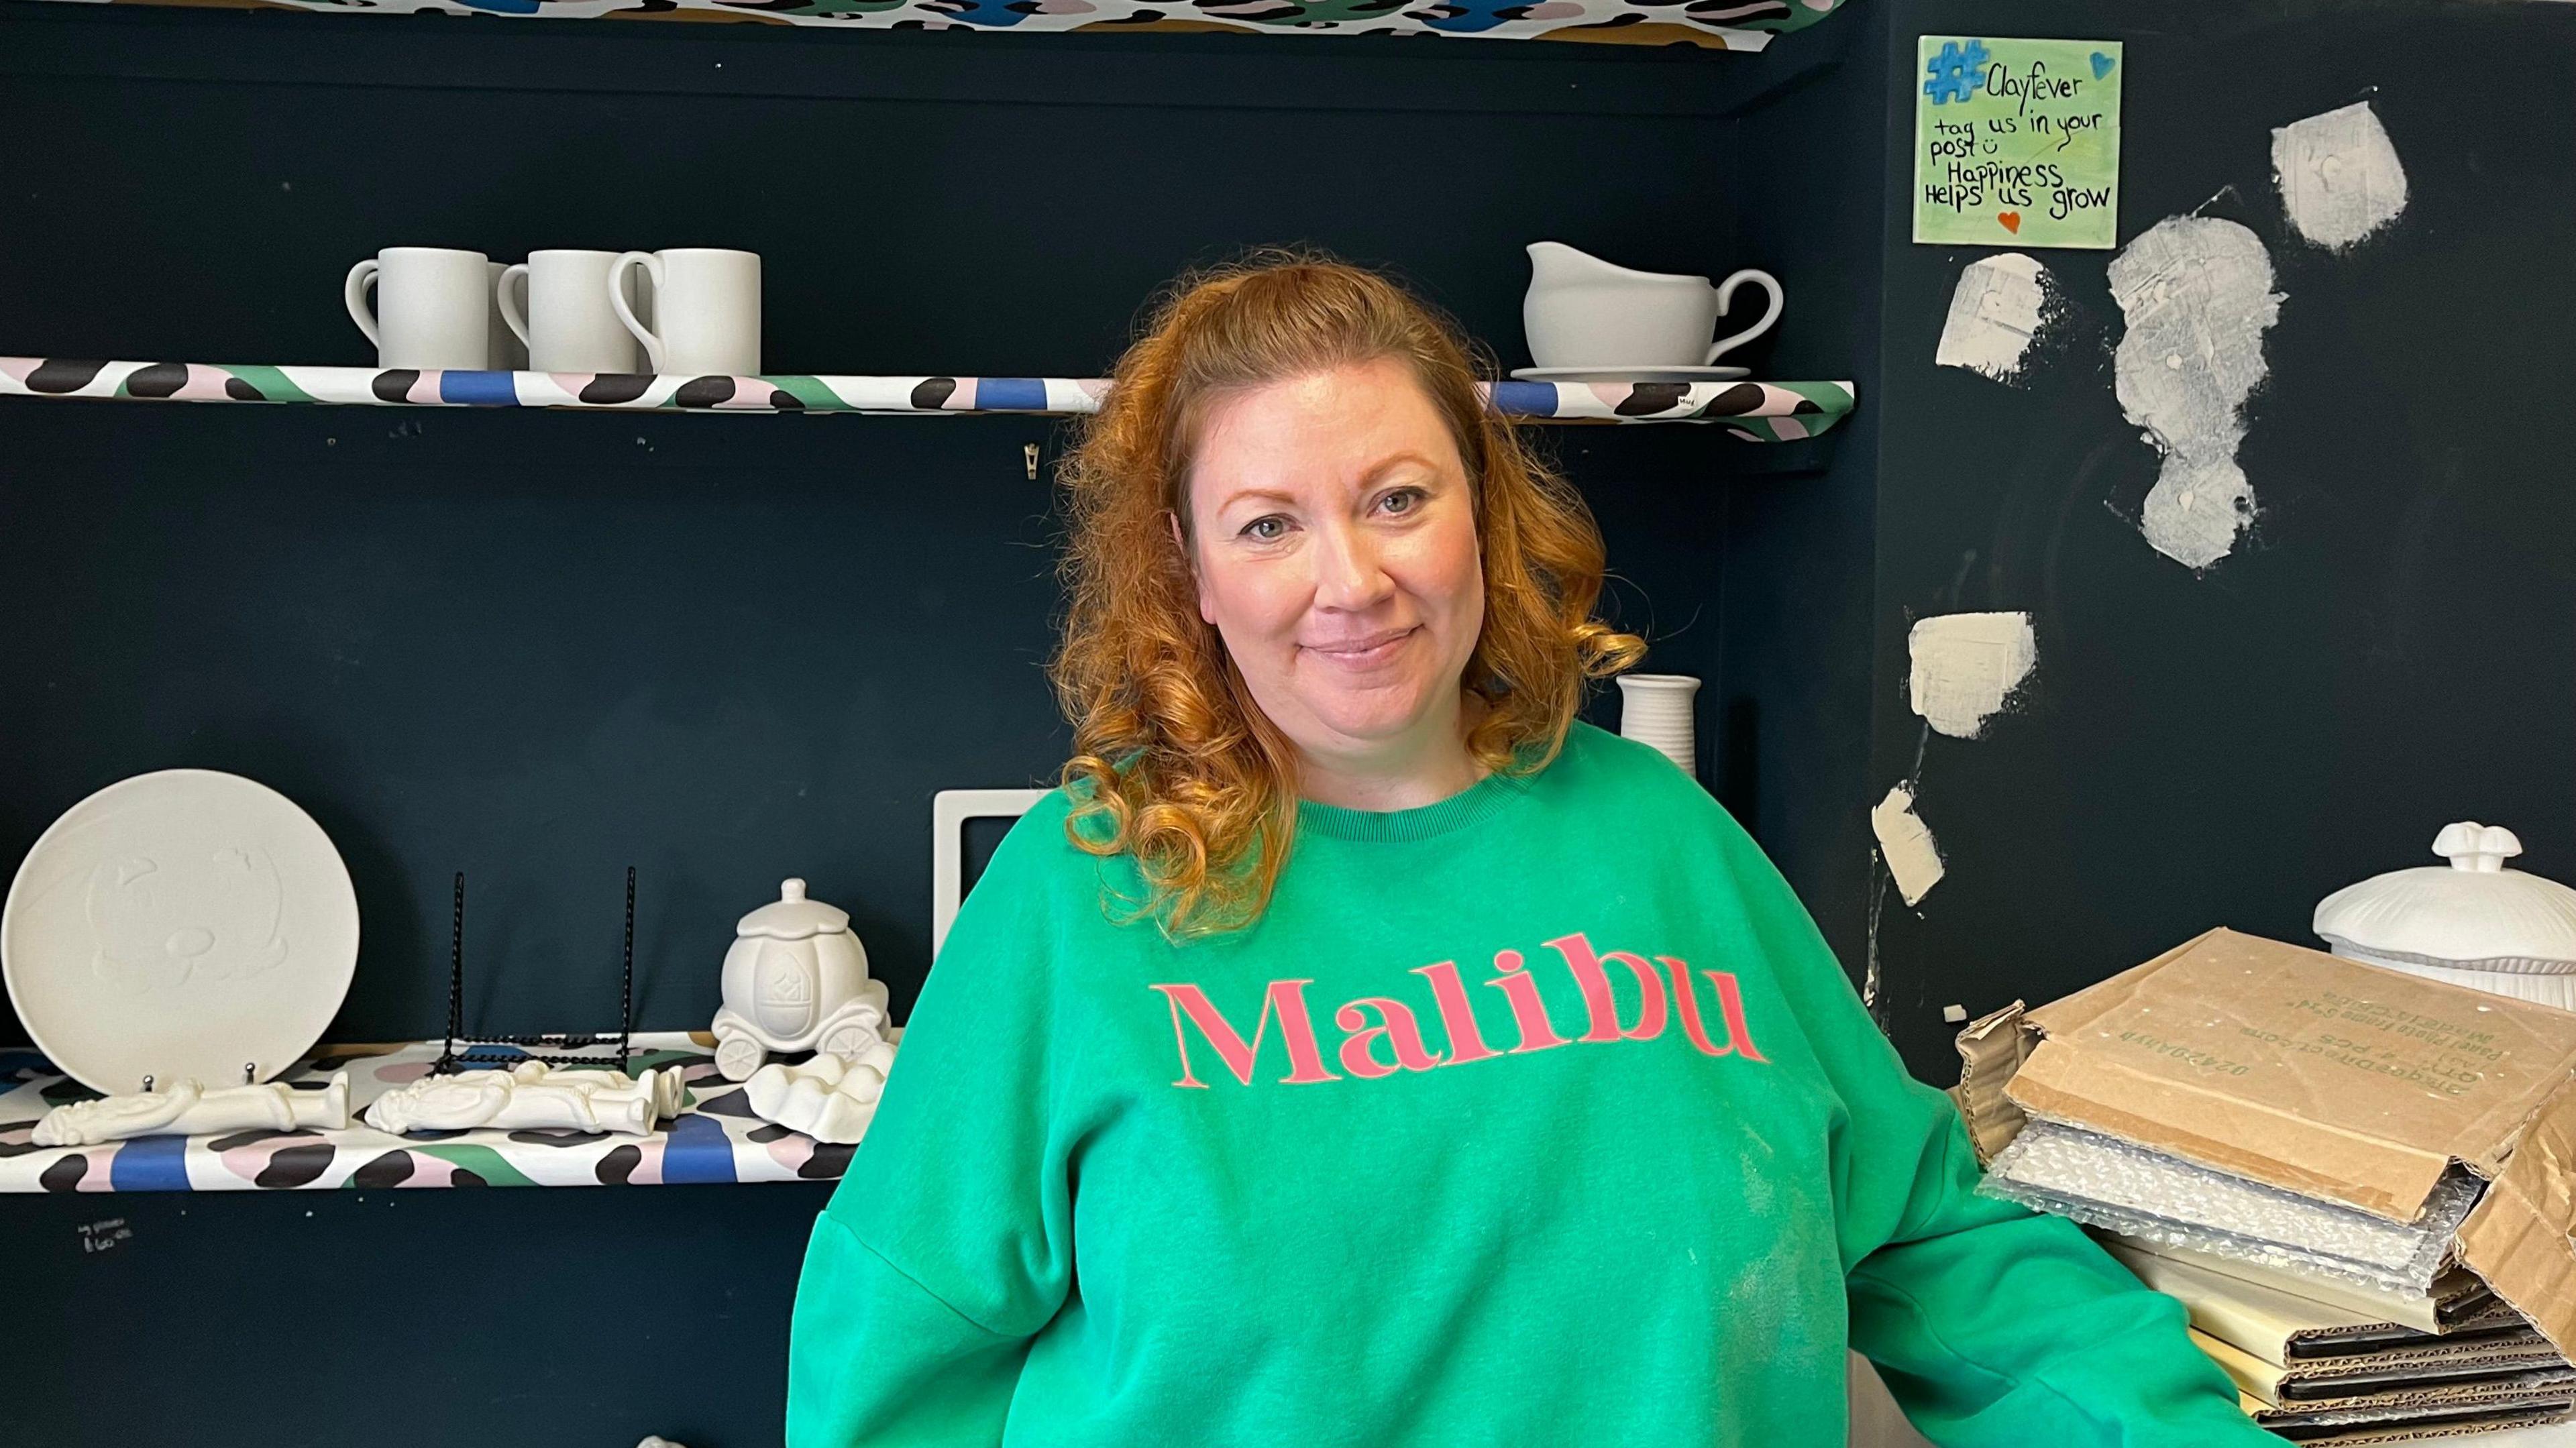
[46,0,1845,49]
[0,359,1854,437]
[0,1034,851,1192]
[1497,377,1853,438]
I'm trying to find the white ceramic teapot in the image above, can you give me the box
[711,878,891,1081]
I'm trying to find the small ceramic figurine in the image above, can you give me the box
[362,1060,675,1137]
[743,1041,899,1146]
[711,879,891,1081]
[544,1064,685,1123]
[34,1071,352,1146]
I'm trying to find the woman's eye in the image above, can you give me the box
[1379,488,1426,515]
[1241,516,1289,541]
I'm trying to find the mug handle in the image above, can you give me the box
[343,258,382,348]
[497,262,533,351]
[1705,268,1784,365]
[608,252,664,374]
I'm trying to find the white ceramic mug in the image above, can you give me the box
[484,262,529,372]
[344,247,493,370]
[609,248,761,376]
[500,249,645,374]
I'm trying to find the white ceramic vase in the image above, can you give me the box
[1617,673,1701,776]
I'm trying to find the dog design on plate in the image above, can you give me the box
[85,846,290,993]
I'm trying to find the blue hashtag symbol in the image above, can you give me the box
[1923,39,1989,105]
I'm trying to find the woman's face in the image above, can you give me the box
[1182,357,1485,775]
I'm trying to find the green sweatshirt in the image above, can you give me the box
[787,722,2270,1446]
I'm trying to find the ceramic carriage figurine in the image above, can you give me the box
[711,878,890,1081]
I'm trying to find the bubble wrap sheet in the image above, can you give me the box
[1979,1119,2480,1294]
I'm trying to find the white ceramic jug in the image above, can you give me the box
[1523,241,1783,371]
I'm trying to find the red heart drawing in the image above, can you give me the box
[1998,211,2023,233]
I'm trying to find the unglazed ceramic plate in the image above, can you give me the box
[1509,365,1751,383]
[3,770,359,1095]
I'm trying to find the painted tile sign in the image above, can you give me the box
[1913,36,2125,248]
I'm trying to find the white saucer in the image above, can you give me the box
[1510,365,1751,384]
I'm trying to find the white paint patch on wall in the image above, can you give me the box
[1872,785,1945,907]
[1935,253,2050,385]
[2107,217,2284,571]
[1908,611,2037,739]
[2273,101,2410,251]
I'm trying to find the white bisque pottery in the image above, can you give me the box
[343,246,493,370]
[609,247,761,376]
[1617,673,1702,777]
[1,769,360,1095]
[499,249,645,374]
[1522,241,1784,370]
[484,262,529,370]
[711,879,890,1081]
[362,1062,676,1137]
[744,1039,900,1146]
[2314,822,2576,1010]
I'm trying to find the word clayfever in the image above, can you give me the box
[1151,931,1768,1087]
[1984,59,2085,114]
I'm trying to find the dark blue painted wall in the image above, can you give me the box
[1862,0,2576,1074]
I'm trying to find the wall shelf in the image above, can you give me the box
[17,0,1845,50]
[0,1034,849,1192]
[0,359,1856,438]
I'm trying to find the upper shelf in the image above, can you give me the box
[0,359,1856,439]
[30,0,1845,50]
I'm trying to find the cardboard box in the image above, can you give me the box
[2103,1232,2495,1336]
[2104,1242,2546,1368]
[1953,928,2576,1357]
[2192,1328,2576,1410]
[2236,1390,2574,1446]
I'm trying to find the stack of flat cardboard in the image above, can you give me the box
[2112,1241,2572,1442]
[1954,929,2576,1443]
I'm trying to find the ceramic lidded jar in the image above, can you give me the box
[710,878,891,1081]
[2312,822,2576,1011]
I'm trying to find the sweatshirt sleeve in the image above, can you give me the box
[1701,814,2273,1447]
[786,795,1080,1447]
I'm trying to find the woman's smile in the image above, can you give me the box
[1302,624,1419,672]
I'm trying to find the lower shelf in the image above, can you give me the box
[0,357,1856,437]
[0,1032,849,1192]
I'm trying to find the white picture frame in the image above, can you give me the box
[930,788,1048,956]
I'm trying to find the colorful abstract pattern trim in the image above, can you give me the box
[57,0,1845,48]
[0,359,1854,434]
[0,1034,860,1192]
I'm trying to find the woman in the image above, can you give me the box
[786,252,2269,1445]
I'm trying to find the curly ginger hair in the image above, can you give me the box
[1048,248,1644,941]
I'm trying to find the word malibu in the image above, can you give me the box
[1149,932,1769,1087]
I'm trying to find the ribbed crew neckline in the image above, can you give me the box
[1296,765,1533,843]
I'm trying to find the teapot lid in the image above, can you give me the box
[737,878,849,940]
[2313,822,2576,974]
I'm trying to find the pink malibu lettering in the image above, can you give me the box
[1148,979,1341,1088]
[1152,931,1767,1087]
